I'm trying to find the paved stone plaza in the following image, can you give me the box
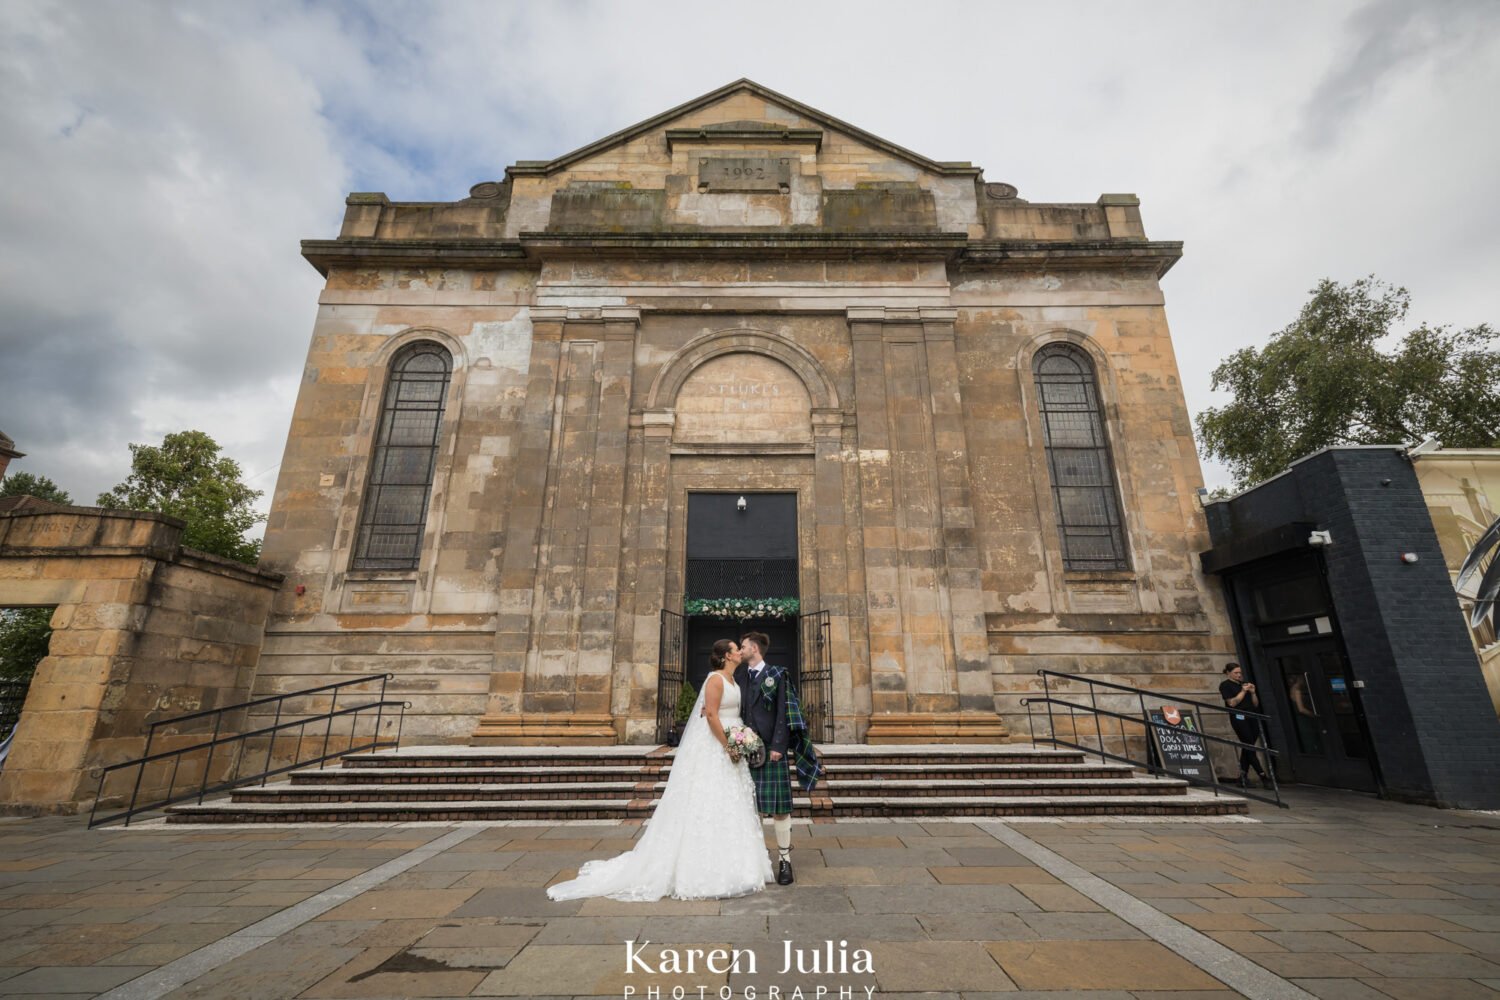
[0,790,1495,998]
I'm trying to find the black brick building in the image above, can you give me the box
[1202,447,1500,809]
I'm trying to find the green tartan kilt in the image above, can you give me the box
[750,757,792,815]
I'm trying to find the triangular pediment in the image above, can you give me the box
[506,78,979,179]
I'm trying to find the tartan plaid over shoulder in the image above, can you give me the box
[774,665,824,792]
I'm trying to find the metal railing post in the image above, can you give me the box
[1138,691,1152,774]
[89,773,104,828]
[263,699,283,786]
[372,689,386,753]
[321,687,338,768]
[122,723,157,828]
[1260,715,1282,805]
[1089,680,1106,764]
[1041,671,1055,747]
[198,711,223,805]
[1119,708,1127,768]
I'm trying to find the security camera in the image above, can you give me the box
[1308,530,1333,547]
[736,496,747,512]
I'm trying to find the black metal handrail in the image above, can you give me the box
[89,673,408,827]
[1022,668,1286,808]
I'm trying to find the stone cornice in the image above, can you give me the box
[302,234,1183,276]
[959,240,1183,277]
[664,126,824,151]
[301,239,530,276]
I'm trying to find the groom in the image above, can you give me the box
[735,631,795,885]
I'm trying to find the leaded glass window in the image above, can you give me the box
[351,343,452,570]
[1032,344,1129,571]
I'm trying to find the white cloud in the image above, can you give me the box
[2,0,1496,508]
[0,0,345,506]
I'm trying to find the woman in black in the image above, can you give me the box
[1219,663,1270,788]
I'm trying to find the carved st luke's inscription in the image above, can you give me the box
[707,381,784,405]
[697,156,792,193]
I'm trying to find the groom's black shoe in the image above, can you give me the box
[777,857,794,885]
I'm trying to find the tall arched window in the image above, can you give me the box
[1032,343,1128,571]
[352,342,453,570]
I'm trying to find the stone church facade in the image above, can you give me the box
[257,80,1233,746]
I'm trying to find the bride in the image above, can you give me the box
[546,639,774,901]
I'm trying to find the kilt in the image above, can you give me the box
[750,756,792,815]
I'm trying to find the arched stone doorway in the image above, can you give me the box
[627,329,859,743]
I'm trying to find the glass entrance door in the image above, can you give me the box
[1269,640,1375,791]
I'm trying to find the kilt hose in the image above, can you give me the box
[750,756,792,816]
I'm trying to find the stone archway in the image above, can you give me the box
[624,328,855,742]
[647,328,841,413]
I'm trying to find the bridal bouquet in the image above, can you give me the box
[724,725,766,767]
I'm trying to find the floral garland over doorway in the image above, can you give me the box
[683,597,800,621]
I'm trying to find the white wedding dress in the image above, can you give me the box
[546,673,773,901]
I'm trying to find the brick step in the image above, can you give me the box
[165,790,1244,824]
[233,776,1187,804]
[292,762,1138,785]
[340,754,667,770]
[812,745,1093,763]
[341,745,1093,770]
[165,798,649,823]
[296,765,666,784]
[819,794,1248,818]
[813,763,1139,780]
[778,777,1189,798]
[236,782,648,803]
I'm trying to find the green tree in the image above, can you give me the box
[0,472,71,505]
[1196,277,1500,488]
[0,608,53,682]
[97,430,265,564]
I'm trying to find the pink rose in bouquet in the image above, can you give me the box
[723,724,765,766]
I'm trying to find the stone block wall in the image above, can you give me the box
[0,508,282,813]
[953,272,1233,736]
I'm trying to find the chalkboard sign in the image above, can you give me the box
[1145,706,1211,781]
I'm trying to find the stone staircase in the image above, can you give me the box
[162,744,1249,823]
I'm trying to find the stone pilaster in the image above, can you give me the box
[576,310,639,721]
[474,308,613,743]
[847,309,905,719]
[624,409,676,739]
[851,307,1006,743]
[920,309,995,717]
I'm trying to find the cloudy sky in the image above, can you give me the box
[2,0,1498,521]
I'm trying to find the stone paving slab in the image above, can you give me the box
[0,788,1494,997]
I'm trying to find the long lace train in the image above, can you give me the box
[545,675,772,902]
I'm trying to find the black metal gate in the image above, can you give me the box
[655,609,686,743]
[797,609,834,743]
